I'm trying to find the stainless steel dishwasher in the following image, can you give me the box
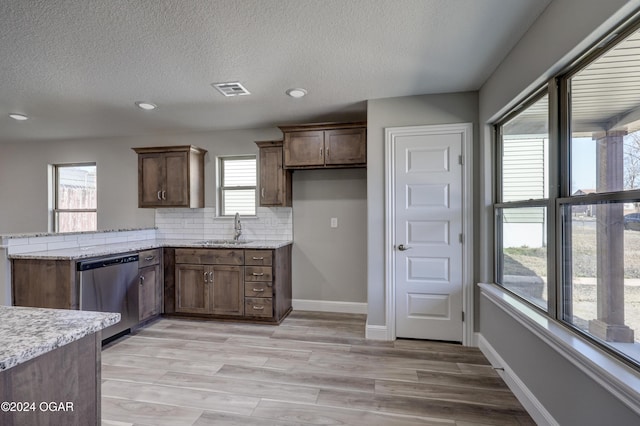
[77,253,139,340]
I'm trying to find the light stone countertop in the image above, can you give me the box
[0,227,156,240]
[0,306,120,371]
[8,239,293,260]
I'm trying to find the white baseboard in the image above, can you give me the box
[478,334,558,426]
[292,299,367,314]
[365,320,391,341]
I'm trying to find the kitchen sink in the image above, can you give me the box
[197,239,252,246]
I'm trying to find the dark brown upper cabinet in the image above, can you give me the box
[256,141,292,207]
[279,122,366,169]
[132,145,207,208]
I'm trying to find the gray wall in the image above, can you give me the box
[292,169,367,303]
[0,128,281,233]
[477,0,640,422]
[480,296,639,425]
[366,92,479,326]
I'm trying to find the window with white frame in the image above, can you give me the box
[495,18,640,367]
[53,163,97,232]
[218,156,256,216]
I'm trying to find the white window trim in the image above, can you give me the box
[52,163,97,233]
[479,283,640,416]
[217,155,257,217]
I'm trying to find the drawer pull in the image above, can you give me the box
[252,272,265,276]
[144,255,155,261]
[204,272,208,283]
[252,305,264,310]
[252,288,265,292]
[252,256,264,260]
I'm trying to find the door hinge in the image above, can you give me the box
[462,311,465,322]
[459,233,464,243]
[458,155,463,165]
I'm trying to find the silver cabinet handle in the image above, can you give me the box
[252,288,265,292]
[139,275,145,286]
[203,272,208,283]
[209,271,214,282]
[252,305,264,310]
[144,255,155,261]
[398,244,412,251]
[157,191,162,200]
[162,190,166,200]
[252,256,264,260]
[261,188,265,198]
[252,272,264,276]
[320,147,323,158]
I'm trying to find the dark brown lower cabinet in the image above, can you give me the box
[0,333,101,426]
[174,249,244,317]
[171,246,291,323]
[175,263,244,316]
[138,249,163,322]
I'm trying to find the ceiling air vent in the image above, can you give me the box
[211,81,251,97]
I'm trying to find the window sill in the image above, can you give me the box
[478,282,640,416]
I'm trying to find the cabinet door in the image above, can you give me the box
[175,264,209,314]
[210,265,244,316]
[325,128,366,165]
[283,131,325,167]
[259,146,286,206]
[138,153,165,207]
[163,151,189,206]
[139,265,161,321]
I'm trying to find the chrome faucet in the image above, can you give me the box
[233,212,242,241]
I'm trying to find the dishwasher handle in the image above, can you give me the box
[77,254,139,271]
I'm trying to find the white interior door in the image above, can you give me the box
[393,127,464,342]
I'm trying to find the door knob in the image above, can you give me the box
[398,244,412,251]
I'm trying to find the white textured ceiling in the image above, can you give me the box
[0,0,551,143]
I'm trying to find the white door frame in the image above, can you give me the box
[384,123,474,346]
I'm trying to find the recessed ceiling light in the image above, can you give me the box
[135,101,157,110]
[286,88,307,98]
[9,113,28,121]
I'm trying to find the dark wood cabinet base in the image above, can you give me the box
[0,332,102,426]
[163,306,293,325]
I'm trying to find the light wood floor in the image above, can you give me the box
[100,311,535,426]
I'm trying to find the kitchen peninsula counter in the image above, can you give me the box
[0,306,119,426]
[8,239,292,260]
[0,306,119,371]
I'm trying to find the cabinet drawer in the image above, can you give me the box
[245,266,272,282]
[245,250,273,266]
[245,297,273,317]
[244,282,273,298]
[139,249,161,267]
[175,248,244,265]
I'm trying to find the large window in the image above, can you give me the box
[54,163,97,232]
[496,94,550,310]
[495,19,640,367]
[218,156,256,216]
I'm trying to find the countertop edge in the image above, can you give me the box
[8,239,294,260]
[0,307,120,371]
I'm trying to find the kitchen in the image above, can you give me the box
[2,1,640,425]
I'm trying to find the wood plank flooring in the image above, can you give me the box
[101,311,534,426]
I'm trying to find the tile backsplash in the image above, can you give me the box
[2,228,157,255]
[155,207,293,241]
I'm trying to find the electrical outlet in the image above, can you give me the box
[330,217,338,228]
